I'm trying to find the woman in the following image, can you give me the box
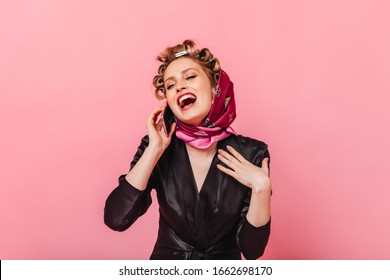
[104,40,272,260]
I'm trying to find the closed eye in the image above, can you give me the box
[186,75,196,80]
[166,83,175,90]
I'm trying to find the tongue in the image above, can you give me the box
[181,98,195,108]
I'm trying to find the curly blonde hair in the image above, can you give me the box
[152,39,221,99]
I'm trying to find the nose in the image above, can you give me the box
[175,80,187,92]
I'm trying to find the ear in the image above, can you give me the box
[161,87,166,96]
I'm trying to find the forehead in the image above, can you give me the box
[164,57,203,78]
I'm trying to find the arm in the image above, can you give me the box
[217,145,272,259]
[236,194,271,259]
[104,104,176,231]
[125,104,176,190]
[104,137,155,231]
[245,155,271,227]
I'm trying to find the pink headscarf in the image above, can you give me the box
[175,69,237,149]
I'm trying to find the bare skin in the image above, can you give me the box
[125,103,176,191]
[217,146,271,227]
[185,142,218,193]
[126,57,271,228]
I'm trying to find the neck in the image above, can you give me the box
[185,141,218,157]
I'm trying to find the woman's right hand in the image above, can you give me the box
[146,103,176,153]
[125,103,176,191]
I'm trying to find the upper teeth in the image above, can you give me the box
[178,94,196,105]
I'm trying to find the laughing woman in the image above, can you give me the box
[104,40,272,260]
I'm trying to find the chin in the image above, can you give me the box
[183,117,206,126]
[178,118,199,126]
[173,105,209,126]
[175,114,202,126]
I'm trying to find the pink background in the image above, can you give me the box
[1,0,389,259]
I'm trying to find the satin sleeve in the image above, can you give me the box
[104,136,155,232]
[236,147,271,259]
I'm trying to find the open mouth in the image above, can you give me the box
[177,93,197,109]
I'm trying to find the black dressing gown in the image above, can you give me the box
[104,134,271,259]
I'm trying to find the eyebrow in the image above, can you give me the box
[164,68,199,85]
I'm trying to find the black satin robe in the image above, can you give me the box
[104,134,271,259]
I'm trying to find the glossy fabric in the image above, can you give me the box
[104,134,271,259]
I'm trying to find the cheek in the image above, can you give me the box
[165,94,176,107]
[206,88,214,104]
[200,96,213,112]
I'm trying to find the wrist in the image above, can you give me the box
[251,182,272,196]
[145,145,164,158]
[249,171,271,193]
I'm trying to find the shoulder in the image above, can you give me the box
[235,134,268,151]
[226,134,268,154]
[222,134,269,165]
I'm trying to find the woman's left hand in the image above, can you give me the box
[216,145,271,194]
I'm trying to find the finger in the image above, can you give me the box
[147,105,165,127]
[226,145,247,163]
[156,118,163,131]
[217,153,237,171]
[261,158,270,176]
[218,148,241,165]
[148,108,161,125]
[216,164,238,179]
